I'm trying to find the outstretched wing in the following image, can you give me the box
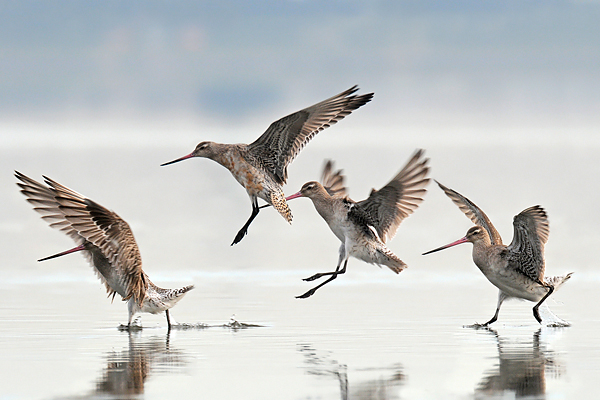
[506,205,549,282]
[15,171,146,304]
[320,160,347,197]
[435,180,503,246]
[247,86,373,185]
[356,149,430,243]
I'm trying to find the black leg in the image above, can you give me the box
[297,260,348,299]
[533,285,554,324]
[465,291,506,329]
[166,309,172,331]
[303,262,348,281]
[483,308,500,326]
[232,199,260,246]
[466,308,499,329]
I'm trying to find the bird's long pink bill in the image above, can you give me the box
[422,237,468,255]
[160,153,193,166]
[285,191,303,201]
[38,244,86,262]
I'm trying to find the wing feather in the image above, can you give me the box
[356,149,430,243]
[320,160,347,197]
[435,180,503,246]
[15,171,146,304]
[247,86,373,184]
[507,205,549,282]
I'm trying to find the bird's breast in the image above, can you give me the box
[220,152,267,197]
[473,248,546,302]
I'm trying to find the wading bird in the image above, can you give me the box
[161,86,373,245]
[286,150,430,298]
[423,181,572,327]
[16,172,194,330]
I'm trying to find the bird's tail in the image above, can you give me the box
[544,272,573,290]
[271,191,293,223]
[377,248,408,274]
[173,285,195,298]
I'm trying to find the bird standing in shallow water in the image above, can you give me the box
[16,172,194,330]
[286,150,430,298]
[423,181,572,327]
[161,86,373,245]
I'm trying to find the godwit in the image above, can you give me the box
[286,150,430,298]
[15,171,194,330]
[161,86,374,245]
[423,181,572,326]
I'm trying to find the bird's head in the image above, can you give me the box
[161,141,216,166]
[285,181,326,201]
[422,225,489,255]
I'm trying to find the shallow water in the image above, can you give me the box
[1,138,599,399]
[0,277,594,399]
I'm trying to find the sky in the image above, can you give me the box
[1,1,599,147]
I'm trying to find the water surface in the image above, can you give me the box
[1,140,598,399]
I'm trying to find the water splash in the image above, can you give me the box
[539,304,570,327]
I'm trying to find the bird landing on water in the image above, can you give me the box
[16,171,194,330]
[286,149,430,298]
[423,180,572,327]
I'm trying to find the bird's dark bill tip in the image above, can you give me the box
[161,153,193,166]
[38,244,86,262]
[422,237,468,255]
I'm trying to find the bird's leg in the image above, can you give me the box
[166,309,172,331]
[533,284,554,324]
[304,244,347,281]
[466,291,506,329]
[303,262,347,281]
[482,309,500,326]
[232,198,260,246]
[297,260,348,299]
[126,301,134,331]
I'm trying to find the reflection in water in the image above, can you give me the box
[474,328,565,399]
[298,344,404,400]
[56,331,188,399]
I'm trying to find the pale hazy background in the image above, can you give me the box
[2,0,598,278]
[1,1,599,146]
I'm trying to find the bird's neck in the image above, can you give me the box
[210,144,240,169]
[309,191,339,223]
[471,239,498,274]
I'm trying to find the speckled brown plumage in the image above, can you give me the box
[161,86,374,245]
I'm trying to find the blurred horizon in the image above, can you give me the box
[1,1,599,147]
[1,2,599,283]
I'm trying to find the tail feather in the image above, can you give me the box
[173,284,195,298]
[378,248,407,274]
[544,272,572,290]
[270,191,293,223]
